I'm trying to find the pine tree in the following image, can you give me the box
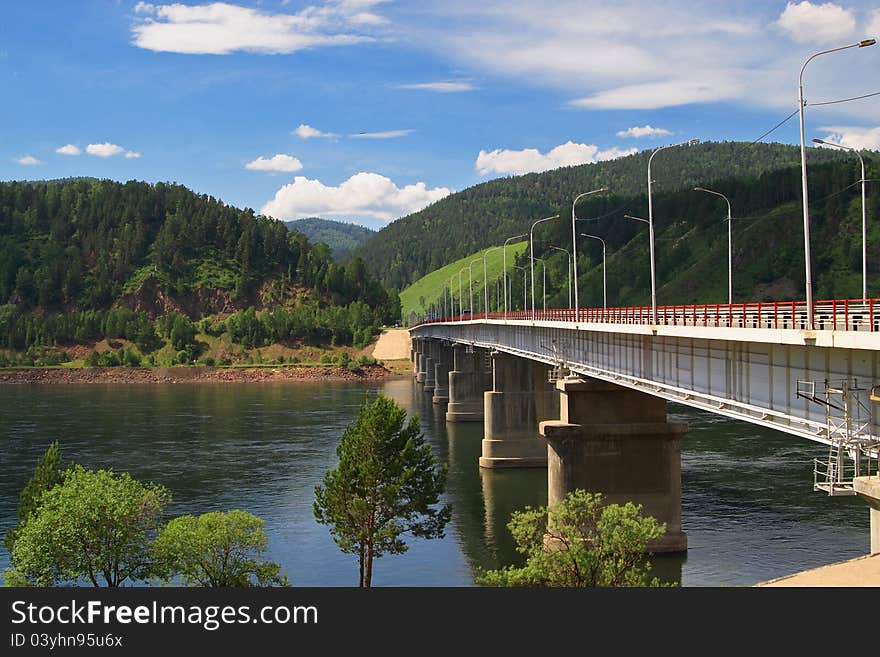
[314,393,451,587]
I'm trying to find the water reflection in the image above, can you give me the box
[0,381,871,586]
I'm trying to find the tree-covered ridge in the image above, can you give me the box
[357,141,852,290]
[0,178,399,358]
[0,178,396,318]
[424,155,880,317]
[285,217,375,261]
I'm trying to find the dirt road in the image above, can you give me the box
[371,328,412,361]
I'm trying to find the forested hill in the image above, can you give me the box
[0,178,399,327]
[409,154,879,320]
[357,141,850,290]
[285,217,374,260]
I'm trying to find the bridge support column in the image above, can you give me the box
[480,354,557,469]
[446,345,490,423]
[411,339,420,377]
[423,340,437,394]
[416,342,427,384]
[854,476,880,555]
[432,343,452,406]
[540,378,688,553]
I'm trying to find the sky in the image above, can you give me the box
[1,0,879,229]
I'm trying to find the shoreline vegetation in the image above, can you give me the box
[0,362,400,384]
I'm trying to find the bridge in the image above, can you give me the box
[409,298,880,554]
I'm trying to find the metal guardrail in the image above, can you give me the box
[414,298,880,332]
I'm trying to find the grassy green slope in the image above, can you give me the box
[399,242,528,320]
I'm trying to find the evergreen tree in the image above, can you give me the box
[314,393,451,587]
[3,441,64,553]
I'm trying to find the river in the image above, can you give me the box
[0,378,870,586]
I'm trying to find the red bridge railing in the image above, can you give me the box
[412,298,880,333]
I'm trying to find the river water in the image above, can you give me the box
[0,378,870,586]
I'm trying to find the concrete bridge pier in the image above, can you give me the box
[540,378,688,553]
[446,344,490,423]
[416,341,428,384]
[411,339,421,378]
[432,342,452,406]
[423,340,437,395]
[854,477,880,555]
[480,353,558,469]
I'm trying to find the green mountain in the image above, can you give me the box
[285,217,375,260]
[357,141,852,291]
[0,178,399,356]
[386,145,879,320]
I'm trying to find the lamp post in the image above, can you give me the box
[449,274,457,319]
[534,257,547,312]
[694,187,734,304]
[571,188,608,320]
[458,268,466,320]
[798,39,875,328]
[647,140,699,323]
[503,233,528,320]
[513,264,527,311]
[530,215,559,319]
[579,233,606,310]
[549,246,572,308]
[468,257,482,318]
[812,138,869,300]
[623,214,650,308]
[482,246,500,317]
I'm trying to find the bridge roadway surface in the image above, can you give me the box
[411,298,880,448]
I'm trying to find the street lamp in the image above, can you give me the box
[571,188,608,320]
[482,246,500,317]
[694,186,734,305]
[449,274,457,319]
[530,215,559,319]
[458,268,466,320]
[647,139,699,323]
[580,233,607,310]
[534,257,547,312]
[468,257,482,318]
[513,265,528,311]
[798,39,875,328]
[813,137,869,300]
[623,214,651,309]
[503,233,527,320]
[549,246,572,308]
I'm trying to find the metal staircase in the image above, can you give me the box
[797,379,879,496]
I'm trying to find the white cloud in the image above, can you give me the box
[475,141,637,176]
[616,125,673,139]
[131,1,382,55]
[868,9,880,37]
[293,124,337,139]
[125,151,142,159]
[260,172,451,222]
[56,144,81,156]
[394,81,476,92]
[86,143,126,157]
[393,1,878,116]
[570,77,743,110]
[349,129,413,139]
[245,154,304,172]
[817,125,880,150]
[15,155,42,166]
[776,2,856,44]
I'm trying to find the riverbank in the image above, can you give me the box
[0,364,398,384]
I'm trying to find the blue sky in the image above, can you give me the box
[1,1,879,229]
